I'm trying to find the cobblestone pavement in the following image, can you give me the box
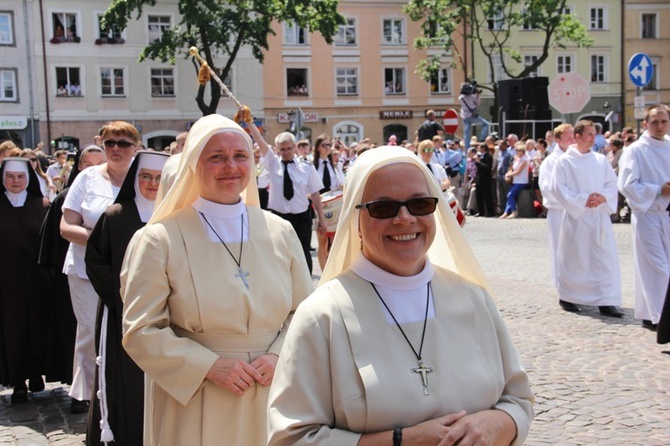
[1,217,668,445]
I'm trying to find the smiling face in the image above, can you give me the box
[137,168,162,201]
[196,131,251,204]
[4,171,28,193]
[358,164,436,276]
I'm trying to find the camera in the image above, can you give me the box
[460,80,481,96]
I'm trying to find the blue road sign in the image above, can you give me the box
[628,53,654,88]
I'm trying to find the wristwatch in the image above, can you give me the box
[393,427,402,446]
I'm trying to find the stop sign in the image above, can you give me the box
[548,73,591,114]
[443,109,459,134]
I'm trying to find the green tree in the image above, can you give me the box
[405,0,592,93]
[103,0,344,115]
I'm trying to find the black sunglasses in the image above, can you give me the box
[355,197,438,219]
[103,139,134,149]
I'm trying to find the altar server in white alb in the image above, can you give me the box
[551,120,623,317]
[617,104,670,330]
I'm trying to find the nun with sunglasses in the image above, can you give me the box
[268,146,534,446]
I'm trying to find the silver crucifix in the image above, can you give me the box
[235,266,250,290]
[412,361,434,396]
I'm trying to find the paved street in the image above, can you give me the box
[1,216,669,445]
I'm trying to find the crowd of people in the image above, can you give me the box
[0,103,668,446]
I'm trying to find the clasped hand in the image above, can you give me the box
[586,193,606,208]
[205,354,278,396]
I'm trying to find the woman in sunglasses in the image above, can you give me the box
[60,121,137,413]
[269,146,533,446]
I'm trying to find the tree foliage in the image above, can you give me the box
[103,0,344,115]
[404,0,593,87]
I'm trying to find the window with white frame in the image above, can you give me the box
[287,68,308,96]
[641,13,657,39]
[488,53,507,83]
[148,15,171,43]
[557,55,573,74]
[51,12,80,43]
[643,62,658,91]
[151,68,175,96]
[100,68,125,96]
[384,68,405,95]
[0,12,14,45]
[0,69,17,101]
[589,7,606,30]
[334,18,356,46]
[97,14,124,43]
[333,122,362,147]
[55,67,81,96]
[284,22,308,45]
[336,68,358,96]
[487,10,504,30]
[522,8,537,30]
[430,68,451,94]
[590,55,606,83]
[382,19,404,45]
[524,54,541,77]
[562,6,574,15]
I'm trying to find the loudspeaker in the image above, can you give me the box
[521,77,549,111]
[497,79,523,119]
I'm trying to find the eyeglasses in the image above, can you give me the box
[356,197,438,219]
[321,143,332,148]
[138,174,161,183]
[103,139,135,149]
[28,158,38,162]
[421,148,435,153]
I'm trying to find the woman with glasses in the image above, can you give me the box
[21,148,56,202]
[60,121,137,413]
[85,151,168,445]
[268,146,533,446]
[418,139,450,192]
[313,134,345,270]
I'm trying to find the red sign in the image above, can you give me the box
[443,109,459,134]
[548,73,591,114]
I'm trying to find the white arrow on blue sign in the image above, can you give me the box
[628,53,654,88]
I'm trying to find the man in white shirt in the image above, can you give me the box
[552,120,623,317]
[258,131,327,274]
[617,104,670,331]
[46,150,70,191]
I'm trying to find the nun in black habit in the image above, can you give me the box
[0,158,50,403]
[85,150,169,445]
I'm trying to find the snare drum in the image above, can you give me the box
[320,190,344,236]
[445,190,466,227]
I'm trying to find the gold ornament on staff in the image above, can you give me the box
[189,46,246,112]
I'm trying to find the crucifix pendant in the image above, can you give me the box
[412,361,434,396]
[235,266,250,290]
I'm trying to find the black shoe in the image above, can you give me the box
[28,376,45,393]
[559,300,580,312]
[11,385,28,404]
[642,320,658,331]
[70,399,90,414]
[599,306,624,318]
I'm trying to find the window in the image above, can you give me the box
[589,7,606,30]
[562,6,574,15]
[286,68,308,96]
[557,55,573,74]
[0,12,14,45]
[642,13,657,39]
[97,14,124,44]
[382,19,404,45]
[151,68,174,96]
[488,53,507,83]
[430,68,451,94]
[148,15,171,43]
[522,8,537,30]
[51,12,80,43]
[336,68,358,96]
[524,54,540,77]
[100,68,124,96]
[0,69,17,101]
[333,122,363,147]
[590,55,606,83]
[643,62,658,91]
[384,68,405,95]
[334,18,356,46]
[487,10,504,30]
[284,22,307,45]
[56,67,81,96]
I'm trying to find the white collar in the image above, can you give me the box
[192,196,245,218]
[4,190,28,207]
[351,254,434,290]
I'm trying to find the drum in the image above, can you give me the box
[321,190,344,236]
[445,190,466,227]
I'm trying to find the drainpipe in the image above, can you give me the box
[38,0,52,151]
[620,0,625,131]
[23,0,36,148]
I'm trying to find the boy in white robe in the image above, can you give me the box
[617,104,670,330]
[552,120,623,317]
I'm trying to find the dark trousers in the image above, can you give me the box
[475,179,494,216]
[271,209,313,274]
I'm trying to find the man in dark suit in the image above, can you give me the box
[474,143,495,217]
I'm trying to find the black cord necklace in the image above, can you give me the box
[199,211,250,290]
[370,282,434,396]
